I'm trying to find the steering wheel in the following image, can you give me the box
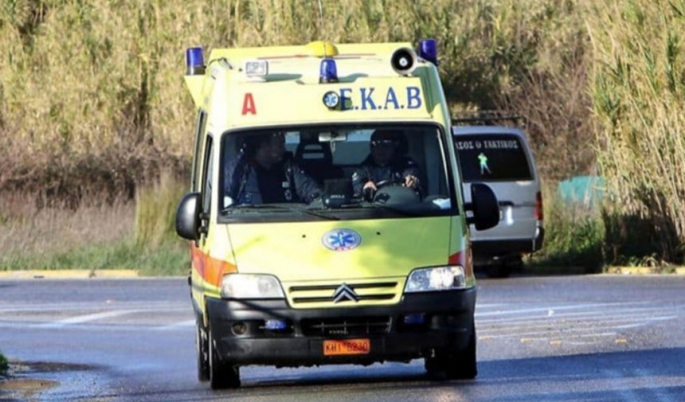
[371,178,422,204]
[374,178,405,190]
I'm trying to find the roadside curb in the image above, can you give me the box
[604,266,685,275]
[0,270,139,279]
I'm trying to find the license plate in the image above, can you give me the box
[323,339,371,356]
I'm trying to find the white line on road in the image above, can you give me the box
[475,301,655,317]
[477,313,678,333]
[476,306,676,323]
[154,319,195,331]
[35,310,136,328]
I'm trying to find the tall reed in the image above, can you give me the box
[587,0,685,262]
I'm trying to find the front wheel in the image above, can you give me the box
[425,324,477,380]
[208,327,241,390]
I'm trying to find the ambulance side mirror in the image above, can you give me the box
[176,192,201,240]
[465,183,499,231]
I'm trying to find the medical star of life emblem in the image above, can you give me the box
[332,283,359,303]
[322,229,362,251]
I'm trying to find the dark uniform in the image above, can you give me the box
[224,152,322,206]
[351,155,420,197]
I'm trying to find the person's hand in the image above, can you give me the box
[404,175,419,188]
[362,181,376,202]
[363,181,377,191]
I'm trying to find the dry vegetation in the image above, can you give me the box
[0,0,683,271]
[0,192,135,268]
[588,0,685,263]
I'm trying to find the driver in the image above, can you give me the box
[352,129,421,200]
[224,132,322,205]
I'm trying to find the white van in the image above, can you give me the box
[452,121,544,278]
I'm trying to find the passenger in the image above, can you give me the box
[224,132,322,205]
[352,129,421,200]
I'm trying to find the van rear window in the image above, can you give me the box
[453,134,533,182]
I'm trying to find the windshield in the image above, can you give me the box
[218,123,456,223]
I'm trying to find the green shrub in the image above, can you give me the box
[531,185,605,273]
[0,350,7,375]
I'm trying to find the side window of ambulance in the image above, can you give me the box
[191,111,208,192]
[201,136,214,215]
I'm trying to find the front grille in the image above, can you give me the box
[288,281,399,307]
[301,316,392,336]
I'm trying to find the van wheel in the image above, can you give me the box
[196,321,210,382]
[208,328,241,390]
[486,255,523,278]
[486,261,512,278]
[425,324,477,380]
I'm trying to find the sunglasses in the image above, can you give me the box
[371,139,396,148]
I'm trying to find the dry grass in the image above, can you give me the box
[0,0,593,195]
[0,193,135,263]
[0,0,683,267]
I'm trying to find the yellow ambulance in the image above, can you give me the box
[175,39,499,389]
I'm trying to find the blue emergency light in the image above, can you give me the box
[418,39,438,66]
[185,47,205,75]
[264,319,288,331]
[319,58,339,83]
[403,313,426,325]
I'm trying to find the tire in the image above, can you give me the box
[485,258,511,278]
[196,320,210,382]
[208,327,241,390]
[486,255,523,278]
[425,324,477,380]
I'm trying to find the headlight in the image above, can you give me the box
[404,266,467,293]
[221,274,285,299]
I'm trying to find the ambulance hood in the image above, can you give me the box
[225,218,452,282]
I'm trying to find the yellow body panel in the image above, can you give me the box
[226,217,451,281]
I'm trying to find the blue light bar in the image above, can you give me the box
[185,47,205,75]
[418,39,438,66]
[319,58,339,83]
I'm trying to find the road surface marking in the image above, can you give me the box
[154,320,195,331]
[36,310,136,328]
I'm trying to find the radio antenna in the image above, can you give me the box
[317,0,324,33]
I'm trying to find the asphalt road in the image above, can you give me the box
[0,275,684,401]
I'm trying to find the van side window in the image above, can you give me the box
[201,136,214,215]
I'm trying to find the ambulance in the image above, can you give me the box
[175,39,500,390]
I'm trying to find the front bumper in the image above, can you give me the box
[206,288,476,367]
